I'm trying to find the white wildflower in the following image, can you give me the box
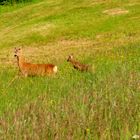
[132,134,140,139]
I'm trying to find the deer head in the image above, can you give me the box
[67,54,74,62]
[14,48,22,58]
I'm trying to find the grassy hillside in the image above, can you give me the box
[0,0,140,139]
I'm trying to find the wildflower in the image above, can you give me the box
[86,128,90,133]
[84,128,91,136]
[50,100,55,105]
[132,134,140,139]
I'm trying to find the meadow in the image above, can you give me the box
[0,0,140,139]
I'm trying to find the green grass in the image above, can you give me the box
[0,0,140,139]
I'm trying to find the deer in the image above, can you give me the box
[14,48,57,77]
[67,54,90,72]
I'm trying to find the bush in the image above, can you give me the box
[0,0,32,5]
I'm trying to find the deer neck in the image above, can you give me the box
[16,55,26,69]
[69,59,77,64]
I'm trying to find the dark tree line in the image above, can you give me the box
[0,0,32,5]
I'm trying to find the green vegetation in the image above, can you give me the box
[0,0,140,139]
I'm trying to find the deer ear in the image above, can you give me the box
[14,47,18,52]
[70,53,74,58]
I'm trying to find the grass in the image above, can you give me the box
[0,0,140,139]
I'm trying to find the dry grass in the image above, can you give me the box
[0,29,140,67]
[103,8,129,16]
[0,29,139,68]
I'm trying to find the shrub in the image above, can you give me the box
[0,0,33,5]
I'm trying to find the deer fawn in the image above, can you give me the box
[14,48,57,77]
[67,54,90,72]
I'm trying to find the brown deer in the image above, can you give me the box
[14,48,57,77]
[67,54,90,72]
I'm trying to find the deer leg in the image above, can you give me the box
[24,73,28,77]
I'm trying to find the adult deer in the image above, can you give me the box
[14,48,57,77]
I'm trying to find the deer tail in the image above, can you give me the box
[53,66,58,73]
